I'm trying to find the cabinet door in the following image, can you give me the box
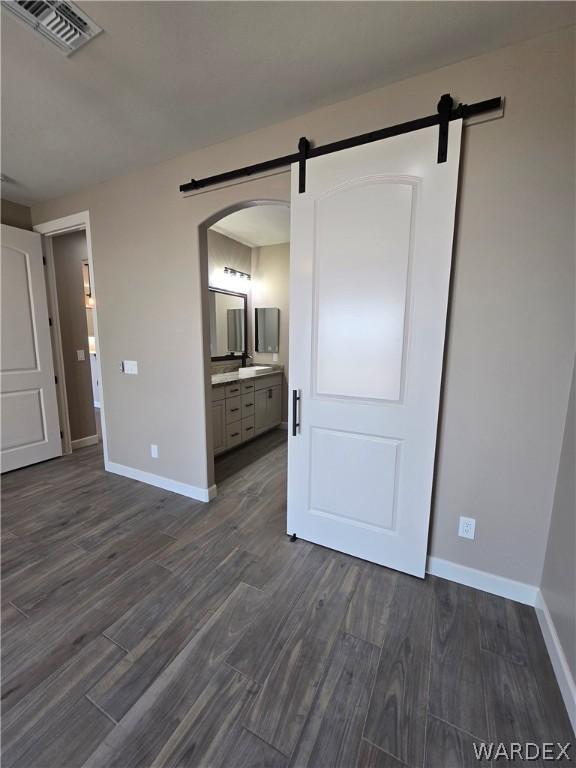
[268,386,282,427]
[255,388,269,433]
[212,401,226,454]
[255,385,282,434]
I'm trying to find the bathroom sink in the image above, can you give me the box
[238,365,273,378]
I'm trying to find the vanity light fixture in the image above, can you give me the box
[224,266,251,281]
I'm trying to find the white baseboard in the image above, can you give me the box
[426,556,538,606]
[105,460,215,502]
[71,435,100,450]
[535,590,576,734]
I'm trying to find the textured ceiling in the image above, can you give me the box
[211,205,290,247]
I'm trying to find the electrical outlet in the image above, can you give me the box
[76,349,85,361]
[150,444,158,458]
[458,516,476,540]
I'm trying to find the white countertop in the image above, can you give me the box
[211,366,283,386]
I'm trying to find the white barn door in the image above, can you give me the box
[1,225,61,472]
[287,122,462,577]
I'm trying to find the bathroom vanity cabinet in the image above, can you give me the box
[212,372,282,455]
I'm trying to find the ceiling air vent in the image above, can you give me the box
[2,0,102,55]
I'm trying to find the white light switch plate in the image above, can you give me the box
[77,349,85,361]
[122,360,138,375]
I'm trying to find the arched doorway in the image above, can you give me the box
[198,200,290,493]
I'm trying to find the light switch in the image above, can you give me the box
[122,360,138,375]
[77,349,85,361]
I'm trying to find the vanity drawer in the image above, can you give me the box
[255,373,282,391]
[225,382,242,398]
[226,422,242,448]
[241,392,255,416]
[225,396,242,423]
[241,380,255,395]
[242,417,255,441]
[212,385,226,402]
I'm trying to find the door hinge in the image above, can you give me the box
[60,430,63,439]
[55,375,58,384]
[42,256,47,266]
[48,317,53,326]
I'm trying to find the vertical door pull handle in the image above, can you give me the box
[292,389,301,436]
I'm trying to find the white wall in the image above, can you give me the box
[252,242,290,420]
[31,28,575,587]
[1,199,31,230]
[540,359,575,679]
[207,229,252,290]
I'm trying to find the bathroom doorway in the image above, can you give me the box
[200,201,290,494]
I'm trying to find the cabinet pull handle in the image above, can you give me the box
[231,407,239,412]
[245,403,253,407]
[246,426,253,431]
[292,389,301,437]
[231,432,240,437]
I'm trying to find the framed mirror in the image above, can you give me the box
[255,307,280,353]
[209,288,248,361]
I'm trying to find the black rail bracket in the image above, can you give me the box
[298,137,310,194]
[437,93,454,164]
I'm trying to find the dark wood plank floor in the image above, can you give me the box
[2,433,573,767]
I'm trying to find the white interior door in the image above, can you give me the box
[287,122,462,577]
[1,224,61,472]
